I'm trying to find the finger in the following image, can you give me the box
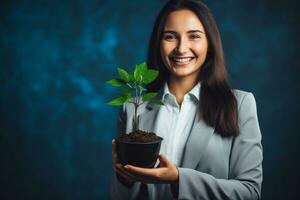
[116,164,139,183]
[116,167,135,182]
[117,164,157,183]
[116,164,136,180]
[157,154,169,167]
[124,165,162,178]
[116,168,135,183]
[112,139,119,165]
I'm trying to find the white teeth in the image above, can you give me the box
[172,57,193,63]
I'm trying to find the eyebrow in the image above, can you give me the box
[163,30,205,34]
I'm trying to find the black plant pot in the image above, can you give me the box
[116,137,163,168]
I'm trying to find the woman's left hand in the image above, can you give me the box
[120,154,179,184]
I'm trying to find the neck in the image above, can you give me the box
[168,76,198,106]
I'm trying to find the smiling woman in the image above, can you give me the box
[160,9,208,82]
[160,9,208,105]
[110,0,263,199]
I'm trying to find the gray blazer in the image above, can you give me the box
[110,89,263,200]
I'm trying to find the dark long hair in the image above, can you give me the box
[146,0,239,137]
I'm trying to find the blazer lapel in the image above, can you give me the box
[181,112,215,168]
[138,88,164,132]
[138,102,162,132]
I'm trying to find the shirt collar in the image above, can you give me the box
[162,81,201,103]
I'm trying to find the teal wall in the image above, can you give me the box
[1,0,299,199]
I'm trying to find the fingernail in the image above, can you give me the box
[124,165,129,169]
[112,139,115,143]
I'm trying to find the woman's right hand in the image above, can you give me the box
[112,139,136,187]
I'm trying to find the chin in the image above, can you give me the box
[170,71,197,79]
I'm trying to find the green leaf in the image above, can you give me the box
[129,72,135,82]
[121,92,132,101]
[134,62,147,82]
[106,79,123,87]
[143,69,159,84]
[107,96,127,106]
[121,85,135,93]
[149,98,164,105]
[117,68,130,82]
[142,92,157,101]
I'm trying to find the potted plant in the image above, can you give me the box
[106,62,164,168]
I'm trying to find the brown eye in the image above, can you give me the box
[190,34,201,39]
[163,34,176,41]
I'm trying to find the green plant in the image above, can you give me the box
[106,62,164,131]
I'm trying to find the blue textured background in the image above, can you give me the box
[0,0,299,199]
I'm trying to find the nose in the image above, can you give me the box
[175,37,189,54]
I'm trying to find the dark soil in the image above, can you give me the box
[118,129,161,143]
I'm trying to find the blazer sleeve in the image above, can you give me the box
[110,104,142,200]
[176,92,263,200]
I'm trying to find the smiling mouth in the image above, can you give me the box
[170,56,195,64]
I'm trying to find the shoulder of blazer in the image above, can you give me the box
[232,89,258,120]
[233,89,253,106]
[233,89,250,100]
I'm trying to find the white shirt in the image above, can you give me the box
[156,81,200,166]
[149,81,200,199]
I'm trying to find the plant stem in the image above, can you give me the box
[133,82,139,131]
[134,102,138,131]
[126,83,132,88]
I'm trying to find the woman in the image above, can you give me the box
[111,0,263,199]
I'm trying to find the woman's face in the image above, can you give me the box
[160,9,208,80]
